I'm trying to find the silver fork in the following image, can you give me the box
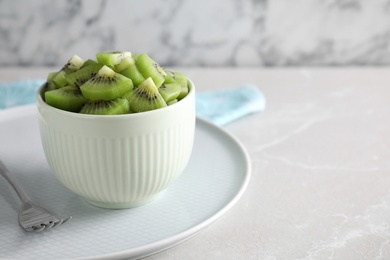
[0,160,71,232]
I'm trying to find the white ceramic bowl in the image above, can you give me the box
[36,80,196,209]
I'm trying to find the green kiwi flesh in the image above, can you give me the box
[80,65,134,101]
[174,72,189,100]
[61,55,85,74]
[80,98,130,115]
[52,70,68,88]
[65,64,103,87]
[117,57,145,86]
[42,81,57,95]
[80,59,98,69]
[158,82,181,103]
[45,85,86,112]
[96,51,131,67]
[135,53,166,87]
[44,72,59,92]
[163,70,176,84]
[124,77,167,112]
[114,57,132,72]
[43,51,189,114]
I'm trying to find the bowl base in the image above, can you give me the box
[85,195,158,209]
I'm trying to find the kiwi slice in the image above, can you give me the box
[61,55,85,74]
[173,71,187,85]
[124,77,167,112]
[163,70,176,84]
[135,53,166,87]
[80,59,98,69]
[114,57,132,72]
[158,82,181,103]
[44,81,57,93]
[45,85,87,112]
[178,83,189,100]
[43,72,59,92]
[80,98,130,115]
[52,70,68,88]
[96,51,131,67]
[117,57,145,86]
[42,82,56,97]
[80,65,134,101]
[65,64,103,87]
[174,72,189,100]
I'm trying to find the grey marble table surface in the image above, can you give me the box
[1,67,389,259]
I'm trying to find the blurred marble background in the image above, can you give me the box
[1,0,390,67]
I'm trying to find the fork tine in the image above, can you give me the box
[52,216,72,227]
[25,224,46,233]
[62,216,72,224]
[33,225,46,232]
[45,221,55,229]
[1,160,71,233]
[52,219,63,227]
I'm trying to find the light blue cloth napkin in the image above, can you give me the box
[196,85,266,126]
[0,80,45,109]
[0,80,266,125]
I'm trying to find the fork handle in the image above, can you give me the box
[0,160,31,204]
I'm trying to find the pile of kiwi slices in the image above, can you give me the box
[42,51,190,115]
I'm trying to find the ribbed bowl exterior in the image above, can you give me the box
[36,81,195,208]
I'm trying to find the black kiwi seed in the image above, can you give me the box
[153,62,166,77]
[45,86,87,112]
[125,77,167,112]
[75,79,87,87]
[80,98,129,115]
[80,65,133,101]
[62,62,71,70]
[92,75,117,84]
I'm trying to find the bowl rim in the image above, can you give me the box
[36,78,195,119]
